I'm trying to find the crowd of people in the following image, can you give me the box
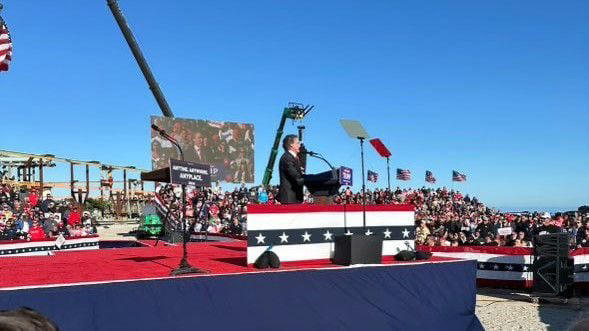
[167,185,588,249]
[330,187,588,248]
[328,187,587,248]
[3,180,588,249]
[156,184,267,237]
[0,183,96,241]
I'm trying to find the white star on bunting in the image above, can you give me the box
[279,232,289,243]
[383,229,392,239]
[583,265,588,271]
[345,229,353,236]
[301,231,312,242]
[523,266,528,271]
[365,229,373,236]
[479,263,485,269]
[255,233,266,244]
[402,228,410,238]
[507,265,514,271]
[323,230,333,241]
[493,264,499,270]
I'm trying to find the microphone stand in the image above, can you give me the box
[305,152,335,170]
[152,126,205,276]
[359,137,367,232]
[304,151,340,206]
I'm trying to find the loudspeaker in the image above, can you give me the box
[395,250,415,261]
[533,233,574,296]
[268,251,281,269]
[332,235,383,266]
[534,233,569,257]
[415,250,433,260]
[254,252,270,269]
[254,251,281,269]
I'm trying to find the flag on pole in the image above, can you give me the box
[367,170,378,182]
[425,170,436,184]
[452,170,467,182]
[0,22,13,72]
[396,168,411,181]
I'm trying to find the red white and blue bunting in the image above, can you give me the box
[247,204,415,264]
[418,245,589,288]
[0,236,99,257]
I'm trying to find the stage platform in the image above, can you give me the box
[0,240,482,330]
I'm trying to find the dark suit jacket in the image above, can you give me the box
[278,152,305,204]
[186,145,207,164]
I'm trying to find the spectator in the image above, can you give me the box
[69,224,84,237]
[228,216,243,235]
[28,188,39,207]
[40,194,56,213]
[51,219,69,238]
[15,214,30,234]
[577,223,589,248]
[29,219,46,241]
[68,206,82,227]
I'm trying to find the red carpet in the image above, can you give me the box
[0,240,458,289]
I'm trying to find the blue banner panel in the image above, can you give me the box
[0,261,482,331]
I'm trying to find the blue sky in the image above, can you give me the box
[1,0,588,210]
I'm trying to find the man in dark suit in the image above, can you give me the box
[279,135,305,204]
[187,131,208,163]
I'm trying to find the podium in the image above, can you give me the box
[303,169,341,205]
[140,166,170,183]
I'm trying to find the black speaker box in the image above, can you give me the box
[332,234,383,266]
[533,257,574,295]
[534,233,569,257]
[533,233,574,297]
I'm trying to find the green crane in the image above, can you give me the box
[262,103,314,186]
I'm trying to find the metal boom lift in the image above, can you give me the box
[106,0,174,118]
[262,103,313,186]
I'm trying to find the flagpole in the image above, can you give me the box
[386,157,390,191]
[0,3,5,25]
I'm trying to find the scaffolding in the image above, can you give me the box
[0,149,153,219]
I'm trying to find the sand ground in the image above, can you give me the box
[476,289,589,330]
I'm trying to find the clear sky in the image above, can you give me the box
[1,0,587,210]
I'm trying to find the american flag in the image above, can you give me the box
[396,168,411,181]
[367,170,378,183]
[0,22,12,72]
[425,170,436,184]
[452,170,467,182]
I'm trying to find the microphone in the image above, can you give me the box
[151,124,178,143]
[151,124,166,135]
[302,150,319,156]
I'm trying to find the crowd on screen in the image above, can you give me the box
[0,183,96,241]
[151,118,255,183]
